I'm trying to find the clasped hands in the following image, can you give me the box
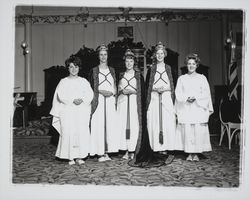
[99,90,113,97]
[187,96,196,103]
[122,88,137,95]
[153,86,168,94]
[73,98,83,105]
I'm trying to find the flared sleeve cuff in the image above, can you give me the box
[175,77,189,103]
[194,75,214,114]
[50,90,61,117]
[51,116,62,135]
[196,98,213,113]
[82,82,94,105]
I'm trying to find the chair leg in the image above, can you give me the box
[230,129,241,149]
[238,132,241,145]
[22,110,25,128]
[235,134,238,145]
[219,125,225,146]
[228,127,232,150]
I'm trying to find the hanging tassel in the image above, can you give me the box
[126,95,130,140]
[159,93,164,145]
[104,96,108,151]
[159,130,164,145]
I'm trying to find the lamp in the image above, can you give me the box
[21,41,29,55]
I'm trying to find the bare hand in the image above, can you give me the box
[122,89,136,95]
[73,98,83,105]
[157,87,167,93]
[187,97,196,103]
[153,86,167,93]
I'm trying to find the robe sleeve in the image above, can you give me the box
[56,79,75,105]
[175,76,189,103]
[50,80,63,117]
[81,79,94,105]
[194,75,214,114]
[49,80,63,135]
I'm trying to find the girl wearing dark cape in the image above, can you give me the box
[88,44,119,162]
[146,42,176,153]
[126,48,172,168]
[117,49,141,160]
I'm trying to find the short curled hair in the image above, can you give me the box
[65,56,82,69]
[184,53,201,66]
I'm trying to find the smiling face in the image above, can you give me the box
[187,59,198,74]
[99,50,108,64]
[68,63,79,77]
[156,49,166,63]
[125,57,134,71]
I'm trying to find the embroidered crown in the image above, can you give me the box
[155,41,166,51]
[97,44,108,52]
[124,49,135,59]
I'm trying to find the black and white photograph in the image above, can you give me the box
[0,0,250,199]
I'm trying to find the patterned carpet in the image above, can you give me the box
[12,137,241,187]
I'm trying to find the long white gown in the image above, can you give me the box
[90,67,119,156]
[147,66,176,151]
[50,76,93,160]
[175,73,214,153]
[117,72,139,152]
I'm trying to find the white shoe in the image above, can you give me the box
[193,155,199,162]
[98,156,106,162]
[104,154,111,161]
[122,153,129,160]
[68,160,75,165]
[129,153,134,159]
[76,159,85,165]
[186,154,192,161]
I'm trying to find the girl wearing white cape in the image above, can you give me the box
[175,53,213,161]
[50,56,93,165]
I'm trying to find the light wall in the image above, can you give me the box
[15,20,225,103]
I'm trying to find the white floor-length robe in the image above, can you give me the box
[117,73,139,152]
[90,68,119,156]
[147,67,176,151]
[175,73,213,153]
[50,76,93,160]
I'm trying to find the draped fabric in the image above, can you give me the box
[175,73,213,153]
[50,77,93,160]
[145,64,176,151]
[127,71,165,168]
[89,66,119,156]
